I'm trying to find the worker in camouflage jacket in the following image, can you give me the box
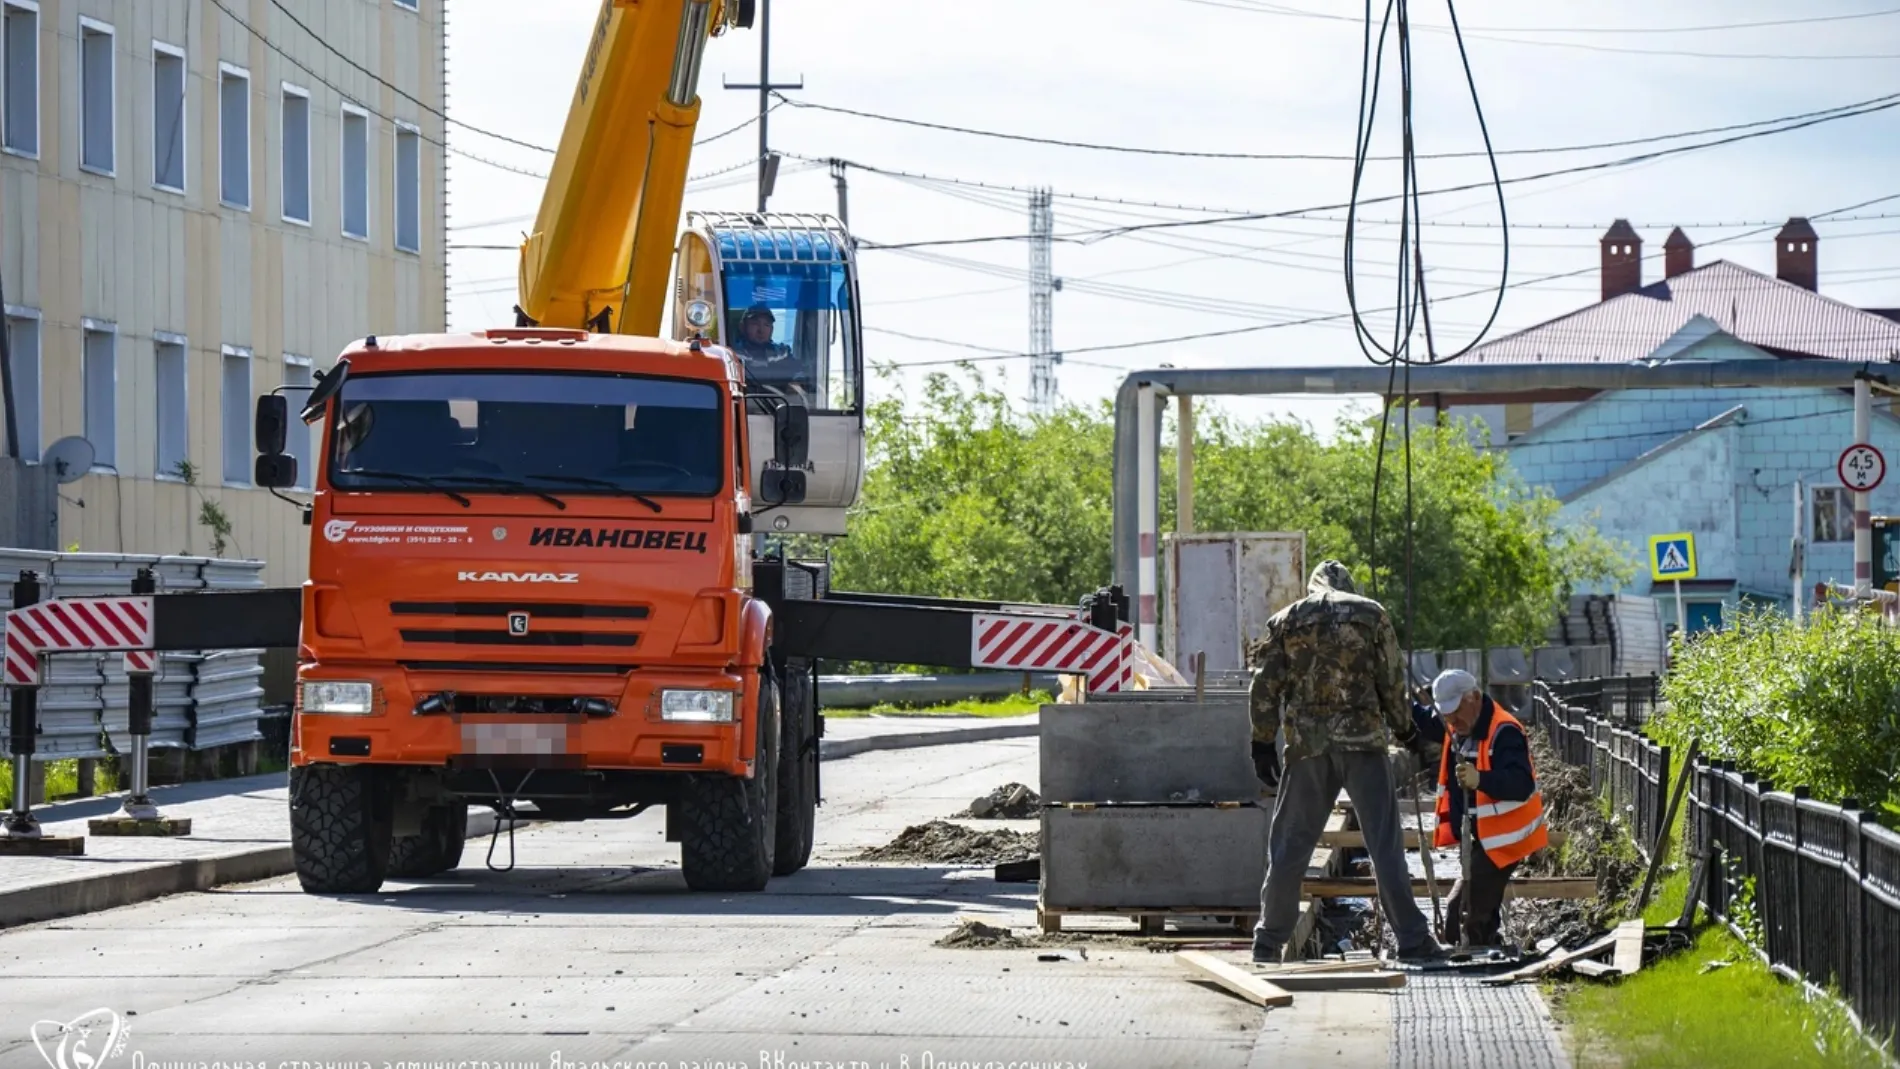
[1246,559,1447,964]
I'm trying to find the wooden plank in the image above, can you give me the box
[1483,932,1618,986]
[1319,828,1569,850]
[1335,795,1433,816]
[1611,919,1645,975]
[1255,971,1407,991]
[1258,957,1383,975]
[1176,950,1295,1008]
[1302,877,1596,900]
[1570,960,1623,979]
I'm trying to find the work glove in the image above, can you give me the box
[1394,724,1434,775]
[1251,739,1281,795]
[1455,760,1481,792]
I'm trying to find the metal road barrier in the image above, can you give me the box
[2,557,301,844]
[1523,683,1673,865]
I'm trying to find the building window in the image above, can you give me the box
[155,334,187,478]
[394,121,420,253]
[152,41,186,192]
[2,1,37,156]
[284,355,312,488]
[221,346,251,485]
[393,0,418,10]
[79,16,113,174]
[218,62,250,209]
[280,83,310,224]
[3,308,40,462]
[1814,486,1854,544]
[82,321,117,470]
[341,102,368,239]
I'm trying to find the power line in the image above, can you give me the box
[1178,0,1900,35]
[264,0,549,153]
[776,88,1900,164]
[852,100,1900,251]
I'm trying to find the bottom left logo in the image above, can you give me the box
[32,1008,129,1069]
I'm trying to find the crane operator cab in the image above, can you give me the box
[673,211,865,536]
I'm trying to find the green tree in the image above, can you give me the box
[832,369,1630,652]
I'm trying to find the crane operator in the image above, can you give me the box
[731,304,810,396]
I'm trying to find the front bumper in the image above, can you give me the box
[289,662,755,777]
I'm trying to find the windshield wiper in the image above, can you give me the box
[437,475,568,510]
[523,474,664,514]
[338,469,472,508]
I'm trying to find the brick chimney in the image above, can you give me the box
[1776,217,1818,291]
[1664,227,1694,279]
[1600,219,1642,300]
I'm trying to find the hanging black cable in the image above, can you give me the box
[0,264,18,460]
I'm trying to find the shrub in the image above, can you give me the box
[1656,606,1900,820]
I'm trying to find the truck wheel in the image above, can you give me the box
[773,662,817,876]
[679,676,779,892]
[387,802,468,878]
[289,763,393,895]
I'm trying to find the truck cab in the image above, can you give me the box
[254,328,820,895]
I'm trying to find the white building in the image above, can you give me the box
[0,0,446,585]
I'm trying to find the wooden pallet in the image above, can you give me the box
[1036,905,1258,935]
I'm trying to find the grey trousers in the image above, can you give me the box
[1254,748,1433,953]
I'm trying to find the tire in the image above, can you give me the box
[386,802,468,878]
[678,676,779,892]
[289,763,393,894]
[772,661,817,876]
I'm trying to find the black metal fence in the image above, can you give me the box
[1689,761,1900,1048]
[1546,674,1663,727]
[1525,684,1673,860]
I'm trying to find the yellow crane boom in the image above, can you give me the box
[516,0,750,335]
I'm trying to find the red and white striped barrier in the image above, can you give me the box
[4,596,156,686]
[970,613,1131,693]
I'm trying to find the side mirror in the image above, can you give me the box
[299,358,350,423]
[758,469,806,506]
[737,512,754,535]
[255,395,289,455]
[772,403,809,468]
[255,454,298,489]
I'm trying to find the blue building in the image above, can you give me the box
[1430,219,1900,630]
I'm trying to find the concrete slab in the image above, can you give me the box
[623,1032,1261,1069]
[1041,803,1268,910]
[1041,699,1258,802]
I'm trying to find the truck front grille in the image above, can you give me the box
[399,630,639,648]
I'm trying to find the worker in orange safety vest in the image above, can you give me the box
[1429,668,1550,948]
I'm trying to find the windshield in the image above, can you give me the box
[722,261,858,413]
[328,371,724,497]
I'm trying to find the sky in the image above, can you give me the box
[440,0,1900,432]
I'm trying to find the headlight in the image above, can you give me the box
[684,299,715,330]
[660,689,735,722]
[302,680,376,715]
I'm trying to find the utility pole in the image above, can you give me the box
[830,158,849,228]
[722,0,802,212]
[1028,188,1062,411]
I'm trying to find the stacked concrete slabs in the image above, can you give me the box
[1110,359,1892,650]
[1039,689,1268,913]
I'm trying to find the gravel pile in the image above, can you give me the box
[1506,731,1644,946]
[856,820,1040,865]
[957,783,1042,819]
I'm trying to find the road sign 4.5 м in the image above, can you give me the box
[1839,443,1886,493]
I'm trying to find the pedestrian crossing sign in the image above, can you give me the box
[1649,532,1697,581]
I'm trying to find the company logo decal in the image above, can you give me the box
[323,519,357,543]
[457,571,580,584]
[530,527,709,554]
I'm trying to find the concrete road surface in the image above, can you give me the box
[0,737,1567,1069]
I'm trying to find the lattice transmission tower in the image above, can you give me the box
[1028,188,1062,411]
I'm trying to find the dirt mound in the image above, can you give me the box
[936,920,1030,948]
[856,820,1039,865]
[958,783,1041,819]
[1506,732,1644,946]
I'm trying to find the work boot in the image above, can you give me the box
[1397,938,1452,964]
[1251,931,1282,965]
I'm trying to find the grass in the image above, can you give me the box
[0,757,120,803]
[1559,917,1885,1069]
[1551,804,1891,1068]
[824,690,1050,719]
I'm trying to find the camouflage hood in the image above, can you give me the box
[1308,559,1357,596]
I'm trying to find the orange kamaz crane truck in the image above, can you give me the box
[246,0,1129,895]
